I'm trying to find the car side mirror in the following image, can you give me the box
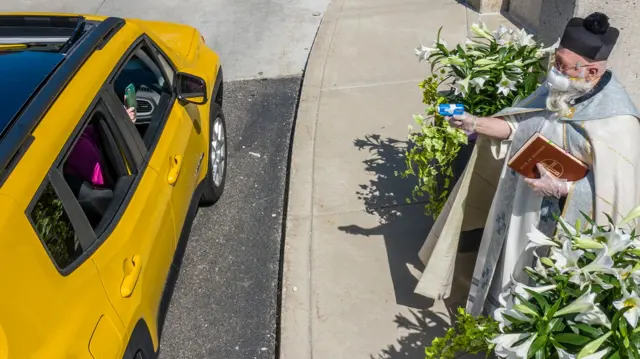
[175,72,208,105]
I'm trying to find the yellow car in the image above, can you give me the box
[0,13,226,358]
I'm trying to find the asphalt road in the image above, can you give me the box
[157,76,301,359]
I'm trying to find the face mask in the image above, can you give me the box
[546,66,572,92]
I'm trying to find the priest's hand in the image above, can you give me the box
[446,112,478,134]
[524,163,571,198]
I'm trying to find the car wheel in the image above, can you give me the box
[199,102,227,206]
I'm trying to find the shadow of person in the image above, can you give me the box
[344,134,487,358]
[337,134,434,309]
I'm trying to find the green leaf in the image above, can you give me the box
[525,288,550,311]
[577,332,612,359]
[612,307,632,332]
[572,323,603,338]
[503,313,531,325]
[620,316,629,337]
[554,333,592,346]
[550,336,567,351]
[514,304,540,317]
[604,212,615,226]
[548,318,566,333]
[580,211,597,227]
[528,335,547,359]
[620,205,640,226]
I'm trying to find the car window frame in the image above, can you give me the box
[105,35,178,161]
[26,92,144,275]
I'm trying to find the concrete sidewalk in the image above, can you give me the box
[281,1,517,358]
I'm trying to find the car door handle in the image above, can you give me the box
[120,255,142,298]
[167,155,183,185]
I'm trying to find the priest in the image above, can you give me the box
[414,12,640,316]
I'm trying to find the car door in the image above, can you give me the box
[86,90,177,350]
[145,40,203,238]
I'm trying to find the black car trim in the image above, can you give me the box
[0,16,125,187]
[213,67,223,106]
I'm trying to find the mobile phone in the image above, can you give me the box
[125,83,137,109]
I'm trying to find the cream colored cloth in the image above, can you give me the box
[415,136,503,299]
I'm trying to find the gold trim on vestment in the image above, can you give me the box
[561,182,576,219]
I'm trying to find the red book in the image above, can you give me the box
[507,133,588,181]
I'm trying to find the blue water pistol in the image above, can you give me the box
[438,103,465,116]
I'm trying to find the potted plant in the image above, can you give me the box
[400,22,556,218]
[424,206,640,359]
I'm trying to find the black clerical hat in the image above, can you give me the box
[560,12,620,61]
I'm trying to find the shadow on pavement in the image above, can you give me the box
[337,134,434,309]
[370,309,448,359]
[340,134,485,359]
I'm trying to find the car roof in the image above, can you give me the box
[0,14,125,185]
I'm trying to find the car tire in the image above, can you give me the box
[199,102,227,206]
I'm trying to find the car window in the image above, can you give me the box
[61,107,135,232]
[112,42,173,147]
[30,182,81,269]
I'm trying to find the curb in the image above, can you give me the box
[278,0,345,358]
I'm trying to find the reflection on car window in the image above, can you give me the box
[30,182,81,269]
[155,51,175,86]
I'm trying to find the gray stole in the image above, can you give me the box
[467,73,640,316]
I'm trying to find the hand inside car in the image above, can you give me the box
[123,94,136,123]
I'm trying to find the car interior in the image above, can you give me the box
[113,46,172,146]
[63,112,134,233]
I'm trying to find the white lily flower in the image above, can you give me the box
[512,280,556,300]
[575,305,611,328]
[513,28,535,47]
[493,25,512,46]
[453,76,471,97]
[581,246,617,276]
[533,253,548,278]
[557,349,609,359]
[613,285,640,328]
[550,240,583,272]
[448,55,465,66]
[434,38,447,48]
[494,292,533,331]
[525,225,560,251]
[470,22,494,40]
[585,271,614,290]
[470,76,488,93]
[554,291,597,317]
[618,265,640,285]
[536,38,560,57]
[497,73,517,96]
[597,228,633,255]
[465,38,481,48]
[491,333,536,359]
[415,44,436,62]
[480,20,491,34]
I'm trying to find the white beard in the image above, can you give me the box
[546,80,594,116]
